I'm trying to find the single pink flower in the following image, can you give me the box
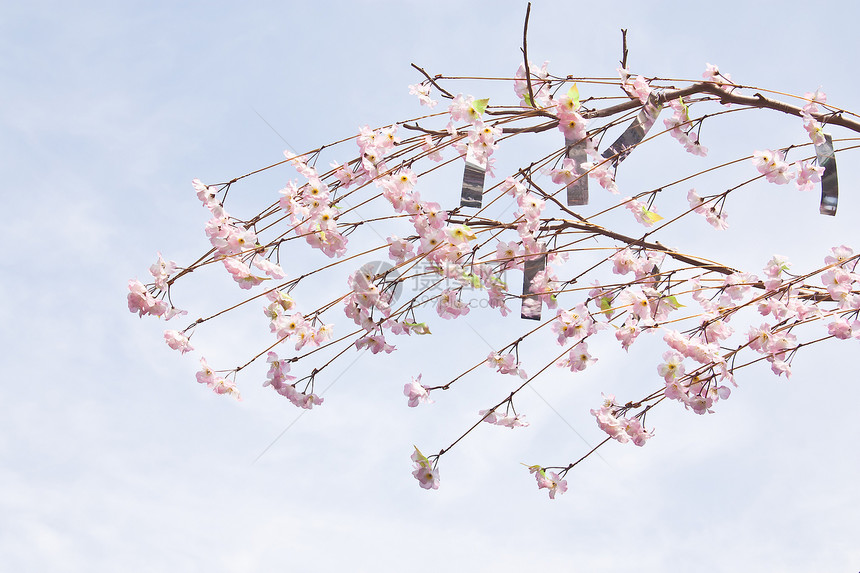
[164,330,194,354]
[404,374,434,407]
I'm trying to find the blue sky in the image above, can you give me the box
[3,1,860,571]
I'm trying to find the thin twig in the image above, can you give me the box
[620,29,629,70]
[410,63,455,99]
[402,122,448,136]
[521,2,536,108]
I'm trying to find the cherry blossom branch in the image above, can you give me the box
[131,30,860,498]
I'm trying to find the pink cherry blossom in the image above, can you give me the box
[420,135,444,162]
[192,178,217,207]
[752,149,794,185]
[557,342,597,372]
[657,351,685,382]
[164,330,194,354]
[556,107,588,141]
[549,158,580,186]
[355,334,396,354]
[149,253,177,291]
[211,377,241,400]
[824,245,854,267]
[479,409,530,429]
[436,289,470,319]
[127,279,170,318]
[800,110,826,146]
[795,160,824,192]
[408,83,437,108]
[411,447,439,490]
[486,352,528,379]
[802,88,827,113]
[448,94,483,124]
[622,74,652,104]
[222,257,265,289]
[615,316,641,351]
[514,60,551,107]
[827,318,855,340]
[404,374,434,407]
[196,357,216,387]
[253,257,286,279]
[702,63,733,90]
[534,469,568,499]
[623,197,662,227]
[623,417,653,447]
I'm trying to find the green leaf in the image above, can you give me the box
[678,96,690,122]
[405,322,431,335]
[600,297,612,312]
[471,98,490,115]
[413,446,430,466]
[567,83,580,109]
[523,93,533,107]
[664,295,684,309]
[642,209,664,224]
[455,224,477,242]
[490,276,507,288]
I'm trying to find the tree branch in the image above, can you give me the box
[619,29,628,70]
[410,63,455,99]
[521,2,536,108]
[502,82,860,135]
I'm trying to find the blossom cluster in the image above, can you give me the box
[752,149,824,192]
[664,98,708,156]
[264,290,333,351]
[619,68,652,104]
[278,153,348,258]
[590,394,653,446]
[479,409,530,429]
[553,88,588,142]
[800,88,828,145]
[486,352,528,379]
[263,351,323,409]
[443,92,502,179]
[687,189,728,230]
[127,253,185,320]
[528,465,568,500]
[513,60,551,108]
[195,357,241,400]
[408,82,437,109]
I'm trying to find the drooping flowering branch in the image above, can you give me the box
[128,6,860,499]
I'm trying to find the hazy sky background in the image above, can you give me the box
[3,1,860,571]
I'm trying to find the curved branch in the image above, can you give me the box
[503,82,860,135]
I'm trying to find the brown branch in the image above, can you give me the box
[501,121,558,135]
[402,122,448,136]
[696,83,860,132]
[521,2,536,108]
[410,63,455,99]
[504,81,860,136]
[620,29,628,70]
[549,218,749,278]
